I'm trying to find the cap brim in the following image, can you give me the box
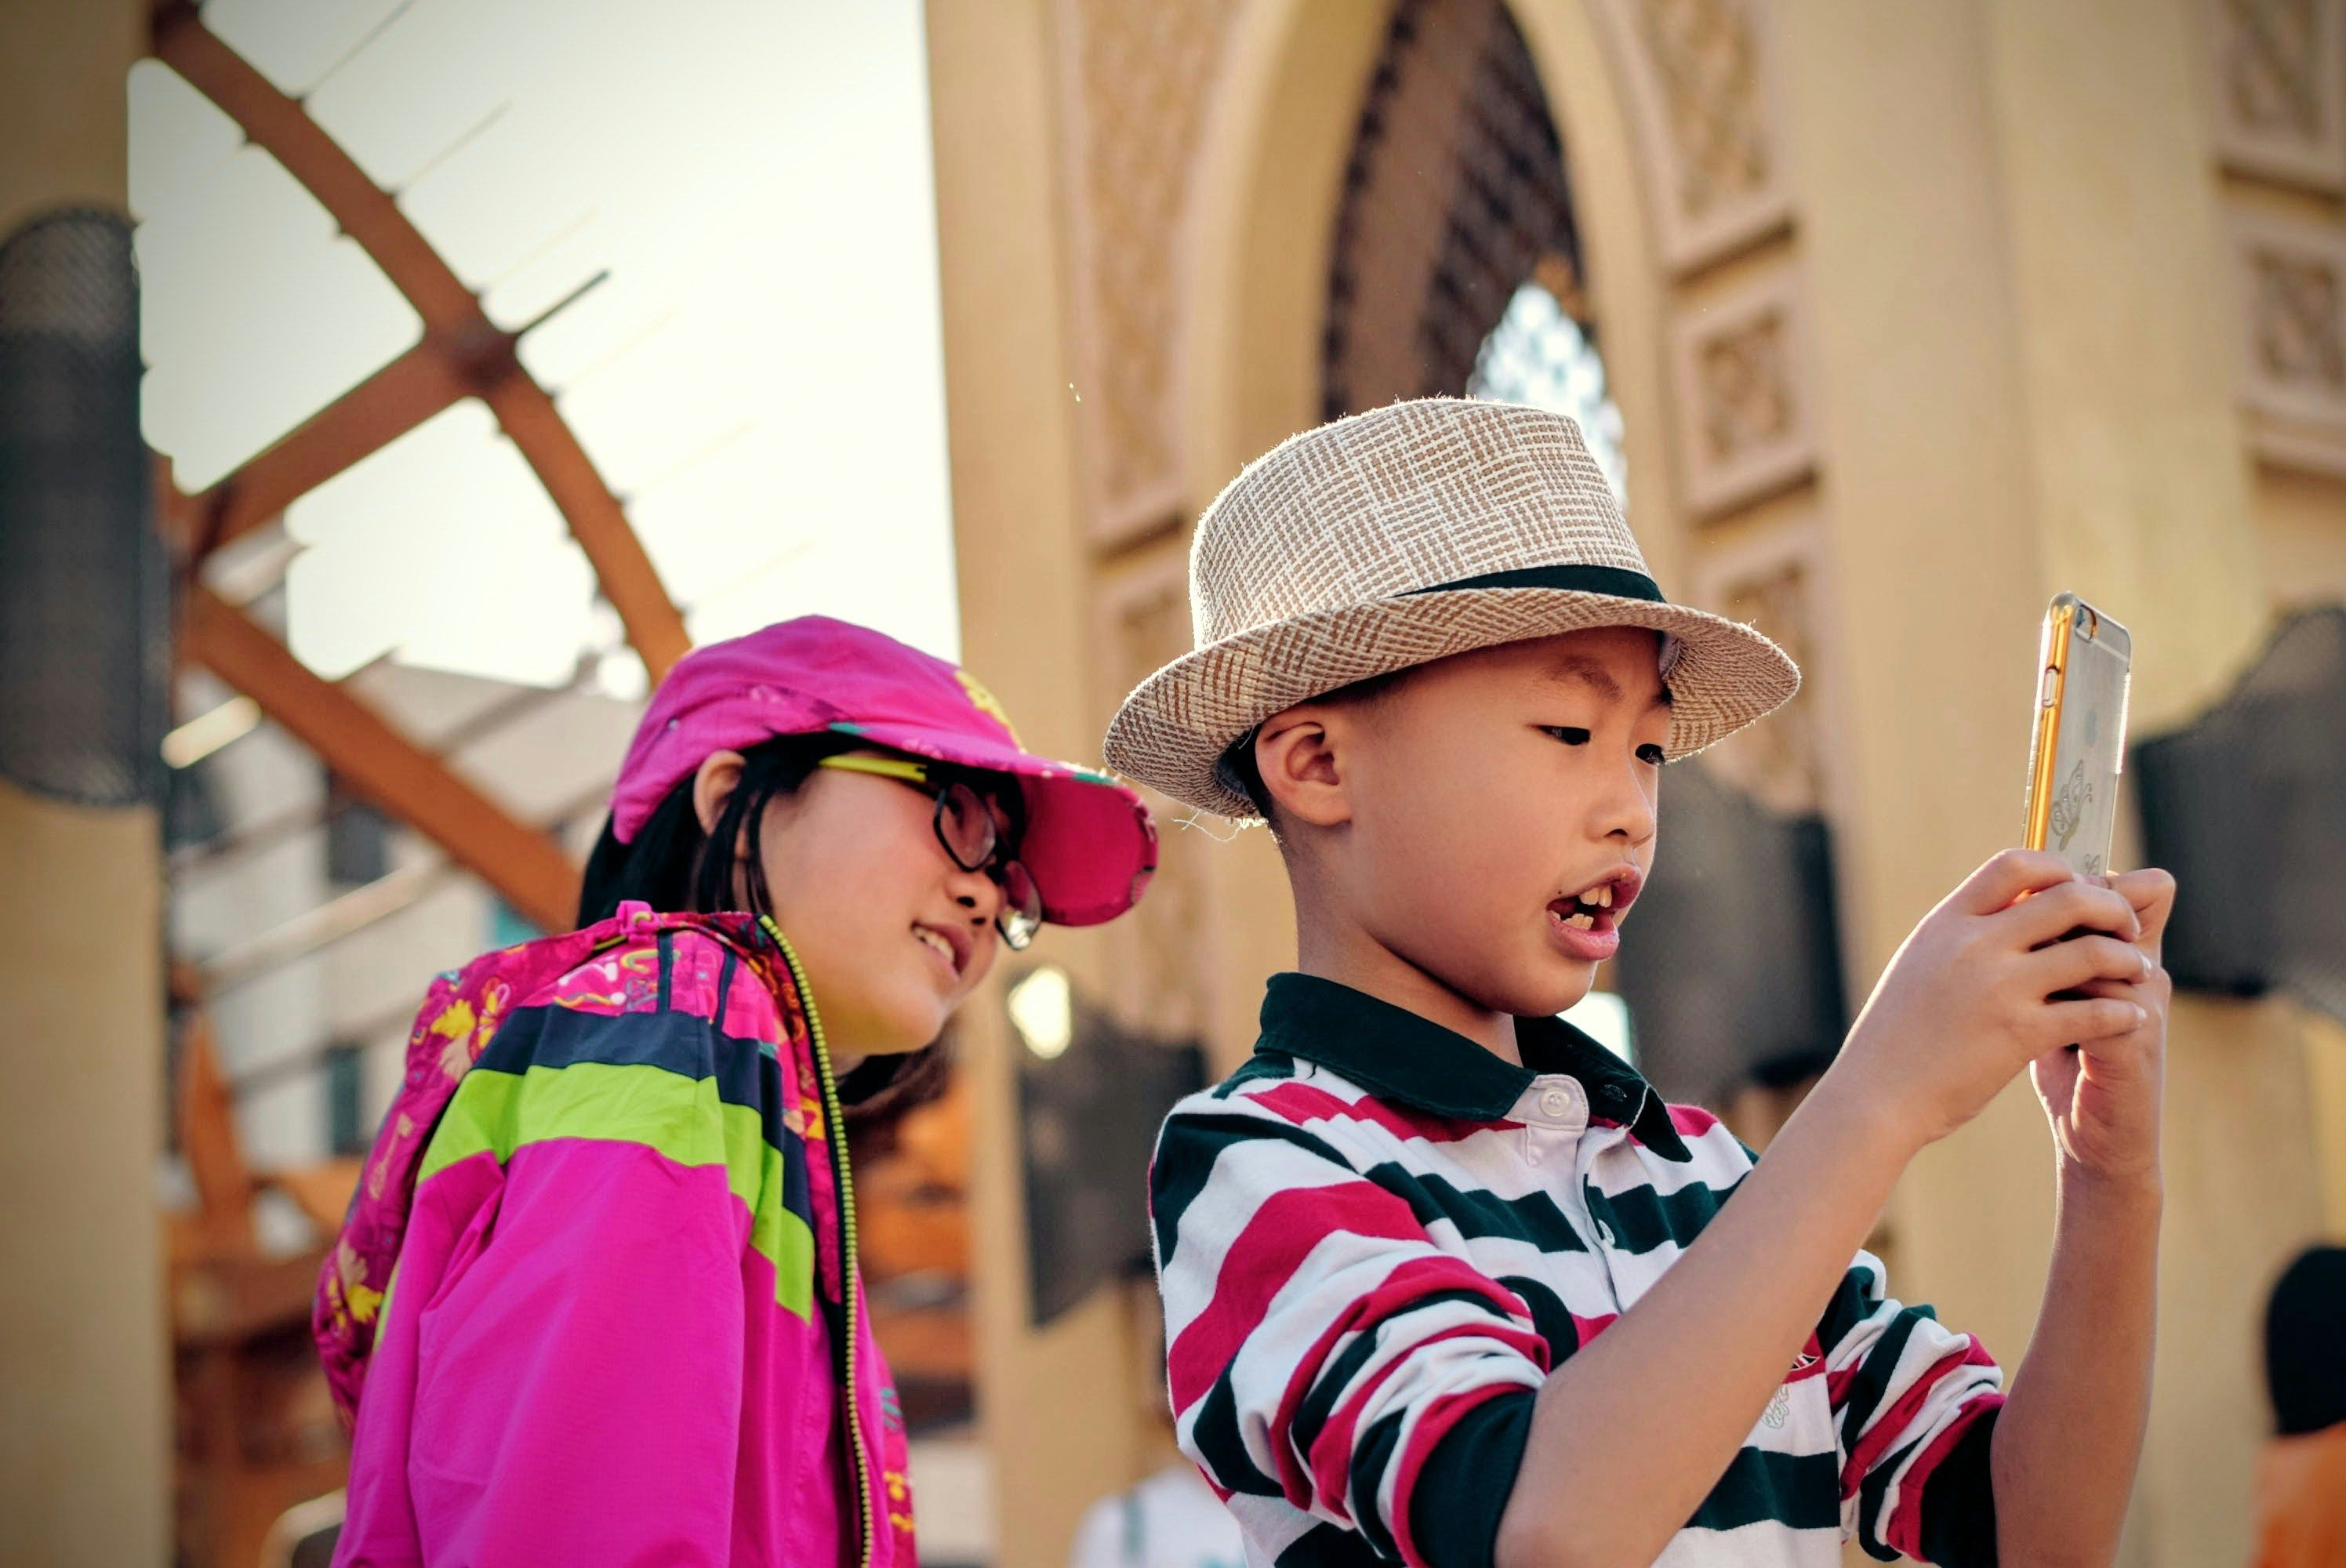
[1103,587,1800,819]
[827,720,1157,927]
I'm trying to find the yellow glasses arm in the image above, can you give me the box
[815,753,934,788]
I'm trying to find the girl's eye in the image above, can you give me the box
[1636,743,1667,767]
[1542,726,1591,746]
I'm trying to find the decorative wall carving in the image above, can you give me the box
[2207,0,2346,191]
[2232,205,2346,448]
[1055,0,1240,546]
[1688,517,1828,818]
[1592,0,1792,274]
[1669,267,1814,515]
[1096,546,1212,1037]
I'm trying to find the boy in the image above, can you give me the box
[1105,400,2170,1567]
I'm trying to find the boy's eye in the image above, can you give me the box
[1636,743,1667,767]
[1542,726,1591,746]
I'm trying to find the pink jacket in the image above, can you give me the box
[324,904,916,1566]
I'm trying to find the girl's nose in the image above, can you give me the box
[949,864,1002,923]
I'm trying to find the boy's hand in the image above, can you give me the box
[2028,866,2174,1185]
[1827,850,2152,1155]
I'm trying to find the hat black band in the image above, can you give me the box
[1412,564,1666,602]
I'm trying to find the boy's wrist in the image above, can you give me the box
[1789,1067,1931,1171]
[2055,1155,2164,1213]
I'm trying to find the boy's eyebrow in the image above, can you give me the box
[1545,653,1672,710]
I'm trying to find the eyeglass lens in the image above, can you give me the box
[934,782,998,873]
[932,782,1042,949]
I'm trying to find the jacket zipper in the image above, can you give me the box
[764,919,877,1568]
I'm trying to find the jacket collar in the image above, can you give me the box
[1255,971,1689,1160]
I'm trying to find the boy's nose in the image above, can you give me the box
[1601,768,1658,847]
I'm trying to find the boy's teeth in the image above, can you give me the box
[915,929,953,964]
[1592,884,1612,908]
[1562,911,1596,930]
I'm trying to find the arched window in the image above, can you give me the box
[1323,0,1625,504]
[1469,274,1628,503]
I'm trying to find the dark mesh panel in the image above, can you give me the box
[1324,0,1589,417]
[1018,985,1206,1327]
[2137,606,2346,1025]
[0,209,164,808]
[1608,761,1848,1105]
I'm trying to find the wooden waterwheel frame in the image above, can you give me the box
[144,14,975,1562]
[149,0,689,932]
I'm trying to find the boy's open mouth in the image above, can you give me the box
[1549,887,1615,933]
[1548,868,1643,931]
[1545,869,1643,961]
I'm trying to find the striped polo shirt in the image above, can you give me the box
[1149,975,2003,1568]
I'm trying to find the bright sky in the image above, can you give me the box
[133,0,960,694]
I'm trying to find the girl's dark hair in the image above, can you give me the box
[579,731,953,1121]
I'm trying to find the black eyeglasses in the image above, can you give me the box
[815,753,1043,949]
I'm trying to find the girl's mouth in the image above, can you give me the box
[913,923,968,979]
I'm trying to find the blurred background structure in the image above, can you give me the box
[1,0,2343,1564]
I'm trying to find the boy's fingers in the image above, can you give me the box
[2106,867,2177,947]
[2025,932,2152,996]
[1998,879,2141,948]
[2039,996,2148,1047]
[1952,848,2075,916]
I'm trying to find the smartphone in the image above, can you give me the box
[2023,593,2134,880]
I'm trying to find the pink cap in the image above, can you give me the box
[609,616,1156,927]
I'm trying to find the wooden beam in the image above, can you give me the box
[151,2,693,681]
[479,373,692,678]
[148,3,472,331]
[169,965,258,1260]
[180,584,579,931]
[177,338,472,560]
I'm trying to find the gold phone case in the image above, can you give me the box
[2024,593,2134,879]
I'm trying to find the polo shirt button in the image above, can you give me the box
[1540,1088,1571,1118]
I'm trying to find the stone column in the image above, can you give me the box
[925,2,1155,1561]
[0,2,173,1564]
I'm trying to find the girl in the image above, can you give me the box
[317,615,1157,1567]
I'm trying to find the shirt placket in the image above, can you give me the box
[1513,1075,1628,1299]
[1513,1074,1587,1171]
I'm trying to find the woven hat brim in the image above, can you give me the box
[1104,587,1800,819]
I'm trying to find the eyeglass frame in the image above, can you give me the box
[813,751,1043,950]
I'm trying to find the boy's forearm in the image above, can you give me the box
[1495,1080,1918,1568]
[1990,1164,2160,1567]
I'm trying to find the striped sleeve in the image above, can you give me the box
[1149,1097,1548,1568]
[1820,1250,2005,1566]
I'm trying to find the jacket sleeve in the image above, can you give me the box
[351,999,764,1567]
[1149,1095,1548,1568]
[1821,1250,2005,1566]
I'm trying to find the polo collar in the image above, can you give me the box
[1255,971,1689,1160]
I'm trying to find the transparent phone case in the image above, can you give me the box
[2029,596,2133,880]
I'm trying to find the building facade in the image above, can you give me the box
[928,2,2346,1563]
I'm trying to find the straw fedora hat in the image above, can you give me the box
[1103,397,1800,820]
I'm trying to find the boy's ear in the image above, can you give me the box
[692,750,748,837]
[1255,706,1353,829]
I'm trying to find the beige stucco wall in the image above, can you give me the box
[925,3,1163,1560]
[1782,1,2335,1561]
[0,3,172,1564]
